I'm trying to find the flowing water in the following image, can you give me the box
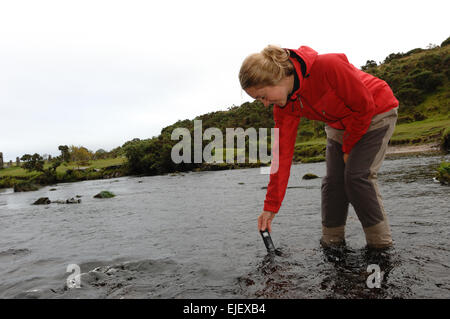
[0,154,449,299]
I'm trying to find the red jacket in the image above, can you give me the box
[264,46,399,214]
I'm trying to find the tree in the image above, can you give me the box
[58,145,70,162]
[383,52,405,64]
[441,36,450,47]
[20,153,45,172]
[361,60,377,71]
[94,149,108,160]
[69,145,93,162]
[49,157,63,172]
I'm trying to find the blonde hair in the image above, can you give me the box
[239,44,294,90]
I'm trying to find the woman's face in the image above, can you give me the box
[245,85,289,107]
[245,75,294,107]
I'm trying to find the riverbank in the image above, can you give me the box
[0,140,447,192]
[386,142,443,157]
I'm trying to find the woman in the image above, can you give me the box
[239,45,399,249]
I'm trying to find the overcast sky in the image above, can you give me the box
[0,0,448,162]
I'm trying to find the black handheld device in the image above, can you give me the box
[260,229,276,253]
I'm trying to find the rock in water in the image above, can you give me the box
[94,191,115,199]
[66,198,81,204]
[33,197,51,205]
[302,173,319,180]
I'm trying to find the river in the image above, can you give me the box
[0,154,449,298]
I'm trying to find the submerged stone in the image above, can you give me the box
[94,191,116,199]
[66,198,81,204]
[33,197,51,205]
[302,173,319,180]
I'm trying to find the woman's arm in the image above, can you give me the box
[263,108,300,213]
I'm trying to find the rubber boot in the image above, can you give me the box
[363,219,393,249]
[320,225,346,247]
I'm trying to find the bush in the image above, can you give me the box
[413,112,427,121]
[411,71,444,92]
[440,36,450,47]
[294,143,326,158]
[405,48,425,56]
[361,60,377,71]
[435,162,450,185]
[0,176,16,189]
[14,181,39,192]
[418,54,442,71]
[397,115,414,124]
[396,88,425,106]
[442,127,450,153]
[384,52,405,64]
[301,156,326,163]
[62,169,86,182]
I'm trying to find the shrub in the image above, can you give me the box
[361,60,377,71]
[442,127,450,153]
[405,48,425,56]
[435,162,449,185]
[301,156,326,163]
[413,112,427,121]
[417,54,442,72]
[384,52,405,64]
[441,36,450,47]
[411,71,444,92]
[397,115,414,124]
[13,181,39,192]
[396,88,425,106]
[0,176,16,189]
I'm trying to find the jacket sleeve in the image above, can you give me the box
[263,109,300,213]
[325,55,375,154]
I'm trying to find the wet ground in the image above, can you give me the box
[0,154,448,298]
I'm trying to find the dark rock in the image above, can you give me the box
[33,197,51,205]
[302,173,319,180]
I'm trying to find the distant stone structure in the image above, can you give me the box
[48,155,52,161]
[8,160,12,167]
[16,157,20,167]
[0,152,3,169]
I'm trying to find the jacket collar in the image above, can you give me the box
[285,46,318,100]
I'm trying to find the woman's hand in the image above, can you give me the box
[258,210,276,233]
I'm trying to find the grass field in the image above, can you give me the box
[0,156,127,178]
[391,115,450,144]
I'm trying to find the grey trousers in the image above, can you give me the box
[321,107,398,248]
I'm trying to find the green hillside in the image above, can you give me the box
[362,38,450,145]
